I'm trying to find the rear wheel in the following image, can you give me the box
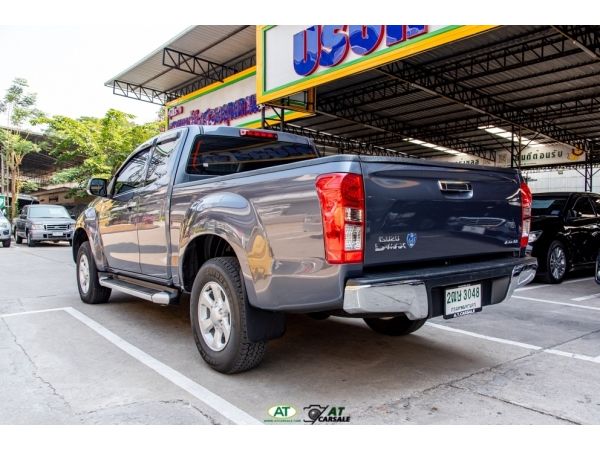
[77,241,111,304]
[543,240,567,284]
[190,257,266,374]
[364,316,427,336]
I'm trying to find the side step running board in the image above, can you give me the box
[99,276,178,305]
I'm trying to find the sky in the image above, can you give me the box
[0,25,187,126]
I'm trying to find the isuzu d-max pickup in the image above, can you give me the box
[73,125,537,373]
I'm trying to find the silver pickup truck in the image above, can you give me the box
[73,126,537,373]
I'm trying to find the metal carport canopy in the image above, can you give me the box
[106,25,600,188]
[105,25,257,104]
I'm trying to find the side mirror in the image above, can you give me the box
[565,210,578,221]
[596,252,600,285]
[87,178,108,197]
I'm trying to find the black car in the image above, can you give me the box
[530,192,600,283]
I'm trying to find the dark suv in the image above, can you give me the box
[530,192,600,283]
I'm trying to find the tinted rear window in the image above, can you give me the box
[532,197,567,216]
[186,135,317,176]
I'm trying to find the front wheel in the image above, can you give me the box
[27,230,36,247]
[543,240,568,284]
[77,241,111,304]
[364,316,427,336]
[190,257,266,374]
[14,228,22,244]
[2,239,10,248]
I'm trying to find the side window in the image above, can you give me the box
[591,196,600,216]
[146,134,179,185]
[572,197,596,219]
[113,149,150,197]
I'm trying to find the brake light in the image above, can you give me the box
[315,173,365,264]
[520,182,532,248]
[240,129,278,139]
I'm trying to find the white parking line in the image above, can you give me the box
[426,322,600,365]
[516,277,593,292]
[570,293,600,302]
[426,322,541,350]
[512,295,600,312]
[2,306,261,425]
[0,307,71,319]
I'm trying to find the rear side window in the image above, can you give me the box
[532,197,567,216]
[186,135,317,176]
[146,134,180,185]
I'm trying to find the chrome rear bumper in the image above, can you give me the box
[343,257,538,319]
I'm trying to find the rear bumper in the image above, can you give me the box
[343,256,537,319]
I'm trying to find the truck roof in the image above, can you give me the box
[171,125,314,146]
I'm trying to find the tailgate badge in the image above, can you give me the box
[406,232,418,248]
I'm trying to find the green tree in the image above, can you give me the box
[41,109,161,193]
[19,179,40,194]
[0,78,43,219]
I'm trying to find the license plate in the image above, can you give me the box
[444,283,482,319]
[52,232,63,236]
[461,225,485,235]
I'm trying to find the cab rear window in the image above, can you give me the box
[185,135,317,176]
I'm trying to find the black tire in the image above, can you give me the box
[2,239,10,248]
[27,230,36,247]
[14,228,22,244]
[76,241,111,304]
[190,257,266,374]
[543,240,568,284]
[364,316,428,336]
[68,239,73,247]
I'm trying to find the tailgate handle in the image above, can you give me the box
[438,180,472,193]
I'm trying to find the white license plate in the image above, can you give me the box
[461,225,485,235]
[444,284,482,319]
[52,232,64,236]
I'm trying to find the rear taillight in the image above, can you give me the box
[520,182,532,248]
[315,173,365,264]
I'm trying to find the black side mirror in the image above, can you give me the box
[87,178,108,197]
[596,252,600,285]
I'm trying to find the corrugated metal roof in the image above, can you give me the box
[291,25,600,164]
[105,25,255,92]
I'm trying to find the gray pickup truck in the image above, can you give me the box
[73,126,537,373]
[14,204,76,247]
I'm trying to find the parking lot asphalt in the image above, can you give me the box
[1,242,599,424]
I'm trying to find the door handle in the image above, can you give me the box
[438,180,472,193]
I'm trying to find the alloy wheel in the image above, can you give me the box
[198,281,232,352]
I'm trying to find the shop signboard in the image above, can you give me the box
[257,25,496,104]
[167,67,310,130]
[434,144,586,168]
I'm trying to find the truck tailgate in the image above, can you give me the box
[360,157,522,267]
